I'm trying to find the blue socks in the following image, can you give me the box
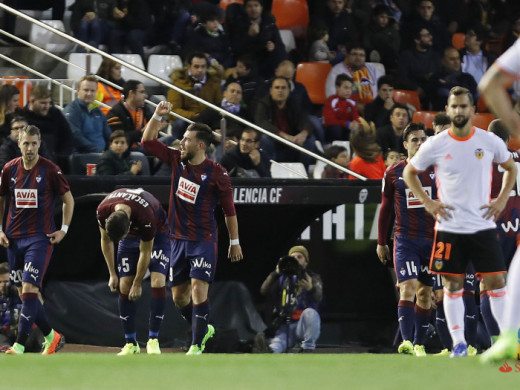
[149,287,166,339]
[414,304,431,345]
[118,293,137,345]
[192,299,209,347]
[398,300,415,341]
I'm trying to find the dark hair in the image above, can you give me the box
[241,128,261,142]
[335,74,353,87]
[433,112,450,127]
[122,80,142,101]
[383,149,399,161]
[269,76,290,88]
[0,84,20,125]
[110,130,128,143]
[307,23,329,42]
[412,25,431,41]
[20,124,41,140]
[403,122,426,142]
[488,119,510,142]
[244,0,263,6]
[96,58,122,80]
[30,84,51,100]
[467,24,488,44]
[448,86,474,105]
[186,122,214,148]
[346,42,365,53]
[0,262,8,275]
[10,115,27,126]
[324,145,348,160]
[105,210,130,242]
[372,4,390,17]
[237,54,255,71]
[186,51,208,66]
[390,103,409,117]
[377,75,395,89]
[199,8,221,24]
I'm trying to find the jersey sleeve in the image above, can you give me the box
[496,39,520,78]
[409,137,435,172]
[52,165,71,196]
[491,133,513,165]
[142,139,179,168]
[215,165,236,217]
[0,165,11,196]
[378,167,395,245]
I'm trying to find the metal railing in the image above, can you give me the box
[0,3,366,180]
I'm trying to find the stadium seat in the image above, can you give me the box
[270,162,308,178]
[295,62,332,105]
[394,89,421,111]
[219,0,243,11]
[1,76,32,107]
[67,53,103,80]
[272,0,309,37]
[452,33,465,50]
[147,55,183,82]
[69,153,103,175]
[471,112,495,129]
[279,29,296,53]
[29,20,74,52]
[412,111,438,130]
[112,54,152,86]
[509,136,520,150]
[129,151,151,176]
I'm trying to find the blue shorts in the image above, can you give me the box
[7,235,53,288]
[117,232,170,278]
[499,236,518,270]
[169,240,217,286]
[393,235,434,286]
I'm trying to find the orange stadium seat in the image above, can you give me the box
[272,0,309,36]
[295,62,331,105]
[509,135,520,150]
[393,89,421,111]
[471,112,495,129]
[1,76,32,107]
[452,33,465,50]
[412,111,438,130]
[219,0,243,11]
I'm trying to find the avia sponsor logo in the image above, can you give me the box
[191,257,211,269]
[24,261,39,276]
[232,187,282,204]
[151,250,169,262]
[15,189,37,208]
[176,177,200,204]
[405,186,431,209]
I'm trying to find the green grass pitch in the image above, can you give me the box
[1,353,519,390]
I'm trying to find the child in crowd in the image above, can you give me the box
[322,144,350,178]
[96,130,142,176]
[323,74,360,144]
[348,118,386,180]
[384,149,401,167]
[308,24,336,63]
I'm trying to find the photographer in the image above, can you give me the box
[259,246,323,353]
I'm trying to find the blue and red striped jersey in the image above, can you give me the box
[96,188,169,241]
[143,140,236,242]
[0,157,70,239]
[379,160,436,244]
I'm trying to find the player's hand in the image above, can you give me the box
[128,283,142,301]
[0,232,9,248]
[108,274,119,292]
[376,244,391,265]
[47,230,66,244]
[155,101,171,117]
[424,199,454,221]
[301,273,312,290]
[480,198,507,220]
[228,244,243,262]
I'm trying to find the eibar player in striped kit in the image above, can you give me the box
[142,101,243,355]
[0,125,74,355]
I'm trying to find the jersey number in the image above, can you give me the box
[121,258,130,272]
[434,242,452,260]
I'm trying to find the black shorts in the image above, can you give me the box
[429,229,506,277]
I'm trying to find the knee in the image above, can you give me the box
[399,280,417,301]
[416,287,432,308]
[301,308,320,323]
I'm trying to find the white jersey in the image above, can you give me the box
[496,38,520,78]
[409,127,511,234]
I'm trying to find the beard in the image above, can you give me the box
[181,149,194,163]
[451,115,470,128]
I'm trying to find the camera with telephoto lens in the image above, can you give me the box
[277,255,305,279]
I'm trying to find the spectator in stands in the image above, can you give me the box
[226,0,286,78]
[95,58,125,115]
[383,149,401,167]
[0,261,20,349]
[225,54,264,111]
[194,82,248,142]
[20,84,73,169]
[375,103,410,156]
[167,51,223,139]
[69,0,115,49]
[323,74,359,143]
[0,84,20,141]
[254,77,316,167]
[430,46,478,110]
[63,75,111,153]
[321,144,349,179]
[220,128,271,178]
[307,23,336,63]
[183,6,234,69]
[433,111,451,135]
[348,118,386,180]
[95,130,142,175]
[107,80,157,148]
[364,75,396,128]
[460,25,496,85]
[362,4,400,73]
[148,0,191,54]
[398,26,441,108]
[325,44,384,115]
[109,0,152,63]
[400,0,450,52]
[0,116,50,169]
[310,0,357,60]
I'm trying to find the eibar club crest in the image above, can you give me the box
[201,174,207,181]
[36,175,42,183]
[475,148,484,159]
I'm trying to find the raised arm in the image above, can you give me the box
[142,101,172,142]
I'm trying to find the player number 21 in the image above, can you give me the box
[434,242,452,260]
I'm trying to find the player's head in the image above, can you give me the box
[18,125,41,163]
[289,245,309,269]
[432,112,450,134]
[403,122,427,159]
[181,122,214,161]
[488,119,510,144]
[105,210,131,242]
[446,86,474,129]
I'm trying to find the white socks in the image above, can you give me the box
[443,288,466,346]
